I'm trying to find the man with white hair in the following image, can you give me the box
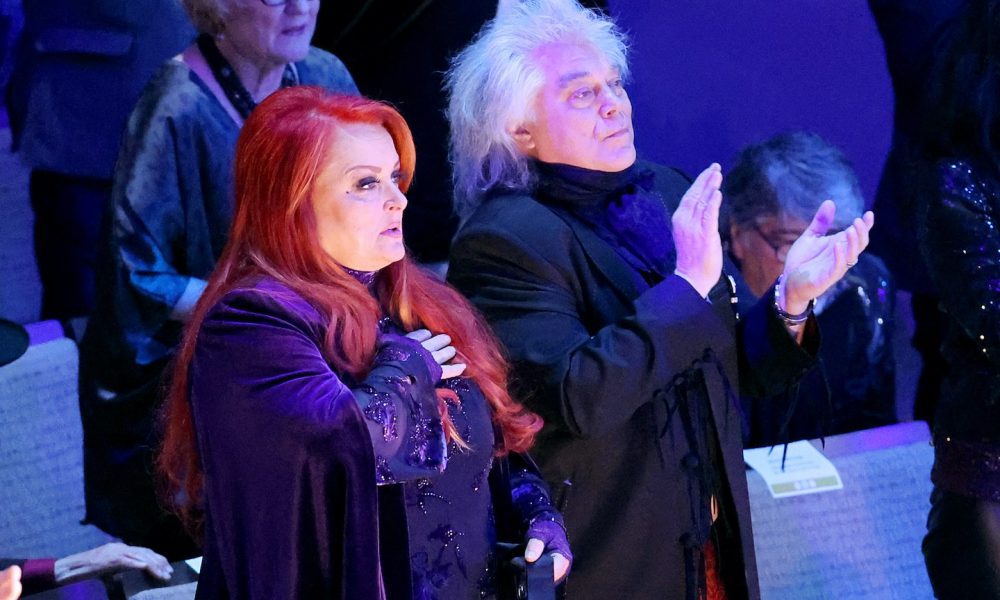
[445,1,874,597]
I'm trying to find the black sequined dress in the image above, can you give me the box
[918,159,1000,501]
[350,267,564,600]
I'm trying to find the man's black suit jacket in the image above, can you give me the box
[448,163,817,599]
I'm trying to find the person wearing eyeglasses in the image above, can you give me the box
[78,0,357,559]
[724,131,896,445]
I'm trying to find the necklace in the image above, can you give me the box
[196,34,298,121]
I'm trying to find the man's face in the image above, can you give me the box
[515,41,636,172]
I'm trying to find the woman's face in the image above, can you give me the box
[222,0,318,68]
[312,122,408,272]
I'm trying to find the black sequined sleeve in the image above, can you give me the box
[921,160,1000,370]
[352,333,448,485]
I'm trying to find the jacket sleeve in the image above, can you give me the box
[110,95,205,365]
[194,289,447,486]
[736,283,820,401]
[448,215,736,439]
[507,452,565,529]
[508,453,572,565]
[921,160,1000,371]
[354,332,448,484]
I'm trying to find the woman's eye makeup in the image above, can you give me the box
[355,176,380,191]
[350,169,404,194]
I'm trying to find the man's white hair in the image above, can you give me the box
[445,0,629,220]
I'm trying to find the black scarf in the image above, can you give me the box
[533,161,676,285]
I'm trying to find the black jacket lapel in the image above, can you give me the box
[551,207,644,302]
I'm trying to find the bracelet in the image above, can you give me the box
[773,274,814,325]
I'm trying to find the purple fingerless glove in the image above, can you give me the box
[526,517,573,580]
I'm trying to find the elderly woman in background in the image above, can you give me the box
[724,131,896,445]
[159,87,570,599]
[445,1,873,598]
[78,0,356,557]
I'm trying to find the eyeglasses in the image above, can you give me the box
[260,0,316,7]
[749,222,801,262]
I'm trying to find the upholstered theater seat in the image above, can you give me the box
[0,332,115,558]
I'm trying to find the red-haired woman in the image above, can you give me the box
[159,86,571,599]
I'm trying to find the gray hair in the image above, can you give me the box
[723,131,864,231]
[445,0,629,220]
[180,0,228,35]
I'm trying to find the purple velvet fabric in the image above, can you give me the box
[188,276,444,599]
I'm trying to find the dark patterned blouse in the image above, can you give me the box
[367,318,567,599]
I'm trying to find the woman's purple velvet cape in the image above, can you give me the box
[188,278,411,599]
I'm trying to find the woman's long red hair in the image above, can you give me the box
[158,87,541,526]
